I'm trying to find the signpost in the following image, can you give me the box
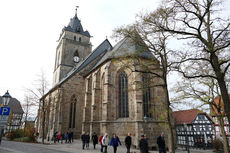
[0,106,11,144]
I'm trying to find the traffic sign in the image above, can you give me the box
[0,107,11,115]
[0,115,9,124]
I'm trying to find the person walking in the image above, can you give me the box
[57,132,61,143]
[61,132,65,144]
[85,132,90,149]
[99,134,104,153]
[65,132,69,143]
[68,131,72,143]
[53,131,57,144]
[139,135,148,153]
[81,132,87,149]
[70,132,74,142]
[157,132,166,153]
[109,133,122,153]
[92,132,98,149]
[125,133,132,153]
[102,133,110,153]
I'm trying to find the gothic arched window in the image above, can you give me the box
[118,72,129,118]
[69,98,77,128]
[142,73,152,118]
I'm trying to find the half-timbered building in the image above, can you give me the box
[173,109,214,148]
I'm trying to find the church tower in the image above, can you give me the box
[53,7,92,86]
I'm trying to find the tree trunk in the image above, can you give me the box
[211,53,230,124]
[42,100,45,144]
[165,84,175,153]
[218,115,229,153]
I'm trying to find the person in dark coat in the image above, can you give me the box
[71,132,74,142]
[92,132,98,149]
[53,131,57,143]
[85,132,90,149]
[109,133,122,153]
[139,135,148,153]
[125,133,132,153]
[68,131,72,143]
[157,132,166,153]
[81,132,87,149]
[61,132,65,144]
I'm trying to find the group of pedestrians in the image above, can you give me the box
[53,131,74,144]
[81,131,167,153]
[82,132,131,153]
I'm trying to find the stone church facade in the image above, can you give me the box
[37,8,168,148]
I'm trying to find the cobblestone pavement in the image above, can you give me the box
[0,140,214,153]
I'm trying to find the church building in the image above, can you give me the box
[37,8,168,148]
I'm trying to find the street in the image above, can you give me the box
[0,140,214,153]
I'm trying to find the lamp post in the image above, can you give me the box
[1,90,12,139]
[184,122,190,153]
[2,90,11,106]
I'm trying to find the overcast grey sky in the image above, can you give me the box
[0,0,160,103]
[0,0,229,108]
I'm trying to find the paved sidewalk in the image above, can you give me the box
[37,139,214,153]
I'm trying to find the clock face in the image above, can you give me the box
[73,56,79,63]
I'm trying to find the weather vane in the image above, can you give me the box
[76,6,79,11]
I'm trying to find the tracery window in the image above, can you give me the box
[69,98,77,128]
[118,72,129,118]
[142,73,152,118]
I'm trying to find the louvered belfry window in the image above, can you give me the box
[118,72,129,118]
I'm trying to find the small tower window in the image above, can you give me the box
[74,36,76,41]
[73,50,79,63]
[79,37,81,42]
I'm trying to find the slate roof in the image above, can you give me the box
[62,10,90,37]
[0,96,24,114]
[172,109,202,125]
[87,37,155,75]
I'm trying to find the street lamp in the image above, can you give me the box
[184,122,190,153]
[2,90,11,106]
[1,90,12,142]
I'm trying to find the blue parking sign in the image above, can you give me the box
[0,107,11,115]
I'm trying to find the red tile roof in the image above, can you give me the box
[172,109,202,125]
[211,95,230,116]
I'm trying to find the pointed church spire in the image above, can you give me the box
[63,6,90,37]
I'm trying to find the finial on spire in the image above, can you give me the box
[106,36,108,39]
[75,6,79,14]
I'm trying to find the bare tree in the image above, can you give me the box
[174,75,229,153]
[22,95,35,134]
[150,0,230,123]
[25,70,50,144]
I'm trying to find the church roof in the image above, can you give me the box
[62,9,90,37]
[42,37,155,98]
[86,37,155,75]
[0,96,24,114]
